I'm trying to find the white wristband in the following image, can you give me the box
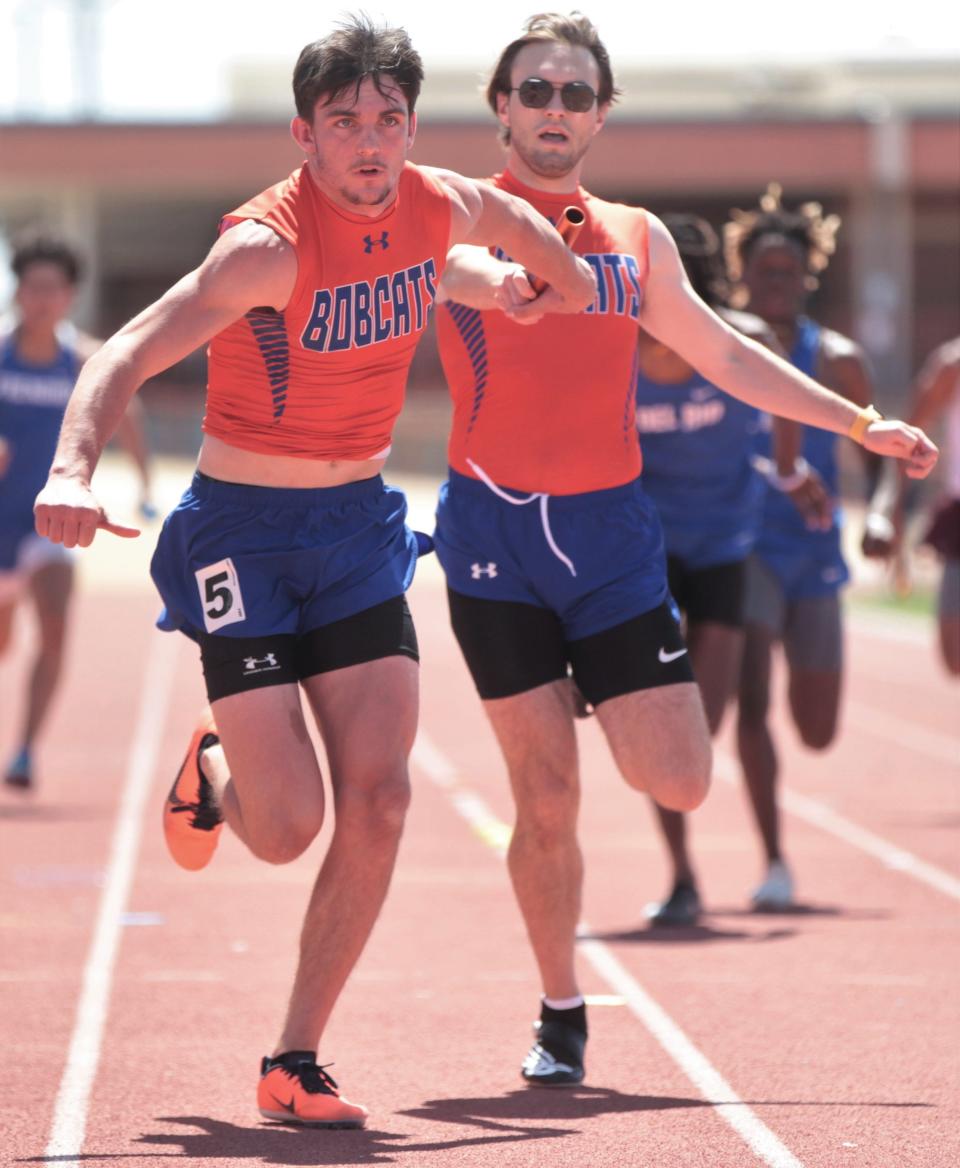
[768,457,811,492]
[865,511,895,543]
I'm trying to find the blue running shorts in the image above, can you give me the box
[0,506,72,604]
[150,472,419,642]
[434,469,669,641]
[750,524,849,604]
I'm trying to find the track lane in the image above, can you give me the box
[0,593,170,1162]
[1,493,957,1166]
[413,578,960,1168]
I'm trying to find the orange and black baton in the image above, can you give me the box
[529,206,586,295]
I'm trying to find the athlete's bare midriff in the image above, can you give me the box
[198,434,387,488]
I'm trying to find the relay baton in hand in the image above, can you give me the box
[529,206,586,295]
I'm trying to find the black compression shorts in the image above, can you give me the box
[198,595,418,703]
[447,588,694,705]
[666,555,746,629]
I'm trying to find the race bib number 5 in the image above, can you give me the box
[195,558,246,633]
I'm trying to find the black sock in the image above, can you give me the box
[271,1049,316,1069]
[540,1001,587,1037]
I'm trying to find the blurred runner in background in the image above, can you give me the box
[635,213,810,927]
[725,185,888,909]
[1,231,154,790]
[868,337,960,675]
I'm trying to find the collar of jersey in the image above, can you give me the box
[498,169,587,211]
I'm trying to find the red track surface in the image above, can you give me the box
[1,528,958,1167]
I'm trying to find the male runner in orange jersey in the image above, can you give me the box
[33,16,595,1127]
[434,12,937,1087]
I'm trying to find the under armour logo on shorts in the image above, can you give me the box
[363,231,390,253]
[470,562,498,579]
[243,653,279,673]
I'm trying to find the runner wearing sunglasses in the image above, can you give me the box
[511,77,599,112]
[433,12,936,1088]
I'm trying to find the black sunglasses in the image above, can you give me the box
[511,77,598,113]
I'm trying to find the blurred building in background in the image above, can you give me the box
[1,51,958,465]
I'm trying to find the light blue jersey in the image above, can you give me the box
[636,367,764,568]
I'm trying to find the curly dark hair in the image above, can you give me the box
[724,182,840,293]
[11,231,82,285]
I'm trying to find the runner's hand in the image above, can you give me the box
[35,476,141,548]
[507,256,596,324]
[508,283,591,325]
[862,421,938,479]
[786,466,834,532]
[493,265,537,314]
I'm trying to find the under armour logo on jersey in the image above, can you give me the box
[470,562,498,579]
[363,231,390,253]
[243,653,279,672]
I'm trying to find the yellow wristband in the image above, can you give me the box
[848,404,883,445]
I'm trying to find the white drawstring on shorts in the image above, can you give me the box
[466,458,577,577]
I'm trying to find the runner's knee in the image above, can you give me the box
[788,672,840,750]
[336,767,411,838]
[245,798,325,865]
[650,758,712,813]
[794,708,838,751]
[511,773,579,849]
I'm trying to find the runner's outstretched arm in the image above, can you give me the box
[35,223,296,548]
[637,214,937,479]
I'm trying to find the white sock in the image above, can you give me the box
[543,993,585,1011]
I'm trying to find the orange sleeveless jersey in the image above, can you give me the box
[436,170,649,495]
[204,162,451,460]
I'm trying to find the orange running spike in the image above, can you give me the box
[257,1057,369,1128]
[162,707,223,871]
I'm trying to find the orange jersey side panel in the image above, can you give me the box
[205,163,450,460]
[437,170,648,495]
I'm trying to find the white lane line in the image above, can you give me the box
[713,750,960,902]
[44,631,180,1160]
[844,701,959,769]
[412,732,804,1168]
[578,938,802,1168]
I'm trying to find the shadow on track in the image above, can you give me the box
[708,904,892,921]
[25,1113,573,1165]
[21,1093,702,1165]
[581,923,798,944]
[402,1085,704,1126]
[22,1095,933,1165]
[584,901,893,944]
[0,802,106,822]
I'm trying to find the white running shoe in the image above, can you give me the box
[751,860,794,910]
